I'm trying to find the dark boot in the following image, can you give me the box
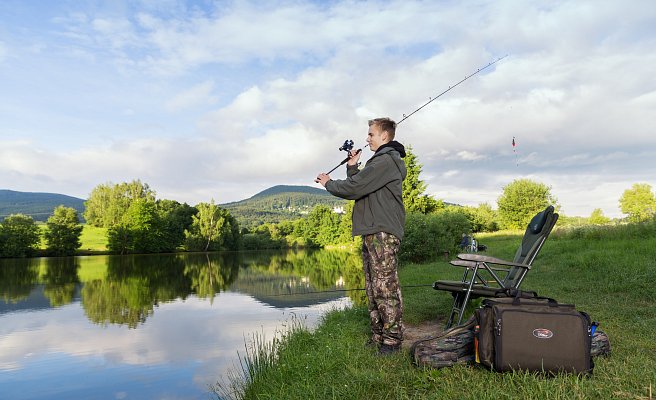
[378,343,401,355]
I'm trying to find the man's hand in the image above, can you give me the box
[315,173,331,187]
[347,149,361,166]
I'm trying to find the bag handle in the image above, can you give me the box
[508,289,558,307]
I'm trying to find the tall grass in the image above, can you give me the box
[214,221,656,400]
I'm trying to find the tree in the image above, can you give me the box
[156,200,197,251]
[0,214,40,258]
[589,208,611,225]
[463,203,499,232]
[307,205,340,247]
[497,179,558,229]
[44,206,83,256]
[107,199,161,254]
[403,147,443,214]
[84,180,156,228]
[184,201,239,251]
[619,183,656,223]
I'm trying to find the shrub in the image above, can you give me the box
[0,214,41,258]
[400,209,471,263]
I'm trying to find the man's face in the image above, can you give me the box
[366,124,388,151]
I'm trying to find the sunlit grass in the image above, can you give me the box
[79,224,108,252]
[36,223,108,252]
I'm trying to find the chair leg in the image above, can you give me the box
[445,293,466,329]
[455,289,473,326]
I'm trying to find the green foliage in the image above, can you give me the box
[44,205,83,256]
[497,179,558,229]
[86,183,198,254]
[107,199,161,254]
[556,214,589,227]
[155,199,197,251]
[223,185,345,229]
[403,147,443,214]
[305,205,341,247]
[84,180,156,228]
[400,209,471,263]
[184,201,240,252]
[462,203,499,232]
[588,208,611,225]
[0,214,41,258]
[619,183,656,223]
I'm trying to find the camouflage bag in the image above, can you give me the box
[411,316,477,369]
[591,327,611,358]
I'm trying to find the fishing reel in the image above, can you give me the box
[338,139,354,154]
[321,139,364,175]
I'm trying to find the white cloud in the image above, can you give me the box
[165,80,218,112]
[455,151,486,161]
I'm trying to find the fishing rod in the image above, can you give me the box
[264,283,434,297]
[397,54,508,125]
[322,55,508,174]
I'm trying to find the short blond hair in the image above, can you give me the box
[368,117,397,140]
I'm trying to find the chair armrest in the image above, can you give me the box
[456,253,531,269]
[449,259,477,268]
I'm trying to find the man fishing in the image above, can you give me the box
[315,117,407,354]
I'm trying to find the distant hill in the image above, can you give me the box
[0,190,86,222]
[221,185,346,229]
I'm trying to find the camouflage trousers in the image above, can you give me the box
[362,232,404,347]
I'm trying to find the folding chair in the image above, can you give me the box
[433,205,559,328]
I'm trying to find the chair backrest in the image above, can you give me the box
[503,205,559,286]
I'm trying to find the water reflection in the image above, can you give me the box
[0,250,361,399]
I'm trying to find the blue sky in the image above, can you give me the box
[1,0,655,218]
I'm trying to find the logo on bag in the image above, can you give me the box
[532,328,554,339]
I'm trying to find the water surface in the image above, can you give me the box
[0,250,363,399]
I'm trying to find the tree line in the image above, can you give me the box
[2,150,655,259]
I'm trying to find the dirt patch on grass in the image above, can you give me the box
[402,319,445,349]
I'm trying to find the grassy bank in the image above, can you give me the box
[37,224,108,254]
[217,222,656,399]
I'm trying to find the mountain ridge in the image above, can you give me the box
[0,185,341,226]
[220,185,345,228]
[0,189,86,222]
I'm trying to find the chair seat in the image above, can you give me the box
[433,280,506,298]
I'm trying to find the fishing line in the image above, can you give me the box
[397,54,508,125]
[264,283,434,297]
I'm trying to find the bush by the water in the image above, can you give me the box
[400,209,470,263]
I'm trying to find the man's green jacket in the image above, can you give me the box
[325,143,407,240]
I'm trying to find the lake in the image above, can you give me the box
[0,250,363,400]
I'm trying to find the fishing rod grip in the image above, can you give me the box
[324,146,365,175]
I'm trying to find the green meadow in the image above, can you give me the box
[217,222,656,400]
[78,225,108,252]
[38,224,108,253]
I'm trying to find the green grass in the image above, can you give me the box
[79,225,108,252]
[37,224,108,253]
[217,222,656,400]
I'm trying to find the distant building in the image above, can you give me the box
[333,206,345,214]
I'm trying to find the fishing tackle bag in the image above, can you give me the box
[475,295,594,374]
